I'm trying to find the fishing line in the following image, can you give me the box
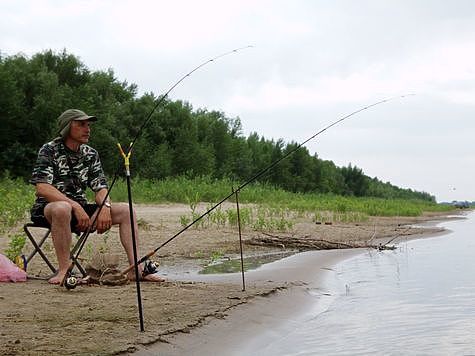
[121,94,415,275]
[128,45,254,152]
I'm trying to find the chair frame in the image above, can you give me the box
[23,222,87,277]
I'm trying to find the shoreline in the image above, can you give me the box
[132,248,363,355]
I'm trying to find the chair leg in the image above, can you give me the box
[25,229,50,264]
[70,232,88,277]
[72,258,88,277]
[23,224,57,274]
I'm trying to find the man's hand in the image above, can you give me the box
[72,203,91,232]
[96,206,112,234]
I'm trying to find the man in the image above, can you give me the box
[30,109,164,284]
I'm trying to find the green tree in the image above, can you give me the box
[341,164,369,196]
[0,49,436,202]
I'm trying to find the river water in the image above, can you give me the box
[253,212,475,355]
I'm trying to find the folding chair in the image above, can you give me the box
[23,222,87,277]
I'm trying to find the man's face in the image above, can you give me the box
[69,120,91,144]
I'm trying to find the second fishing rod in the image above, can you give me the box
[120,94,414,277]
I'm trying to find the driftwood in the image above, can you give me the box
[247,232,396,251]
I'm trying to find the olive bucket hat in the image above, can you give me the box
[58,109,97,139]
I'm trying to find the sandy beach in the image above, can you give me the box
[0,204,454,355]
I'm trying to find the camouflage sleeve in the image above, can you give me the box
[30,144,54,185]
[88,150,108,192]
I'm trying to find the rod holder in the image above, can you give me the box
[233,187,246,291]
[118,142,145,332]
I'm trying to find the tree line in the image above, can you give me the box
[0,50,435,202]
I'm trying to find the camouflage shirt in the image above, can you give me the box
[30,137,108,216]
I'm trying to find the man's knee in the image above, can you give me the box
[111,202,135,224]
[45,201,73,222]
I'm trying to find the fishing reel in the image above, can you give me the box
[143,259,160,276]
[64,275,78,290]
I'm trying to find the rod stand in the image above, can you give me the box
[118,143,145,332]
[233,187,246,291]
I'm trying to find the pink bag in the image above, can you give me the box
[0,253,27,282]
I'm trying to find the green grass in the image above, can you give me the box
[108,176,238,203]
[106,175,453,232]
[0,177,35,233]
[1,175,453,236]
[180,204,295,232]
[109,176,452,217]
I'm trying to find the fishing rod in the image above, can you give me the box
[61,46,253,289]
[121,94,415,276]
[127,45,254,152]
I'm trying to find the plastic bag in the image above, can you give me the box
[0,253,27,282]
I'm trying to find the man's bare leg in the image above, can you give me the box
[44,202,73,284]
[111,203,165,282]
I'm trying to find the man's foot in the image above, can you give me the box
[142,273,166,282]
[48,271,67,285]
[128,271,166,282]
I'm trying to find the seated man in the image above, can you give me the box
[30,109,164,284]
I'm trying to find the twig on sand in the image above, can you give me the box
[249,233,395,251]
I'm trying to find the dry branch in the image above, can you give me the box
[247,232,396,251]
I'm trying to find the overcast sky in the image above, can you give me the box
[2,0,474,202]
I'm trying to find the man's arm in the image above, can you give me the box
[94,188,110,207]
[94,188,112,234]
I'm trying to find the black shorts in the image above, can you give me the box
[31,203,98,234]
